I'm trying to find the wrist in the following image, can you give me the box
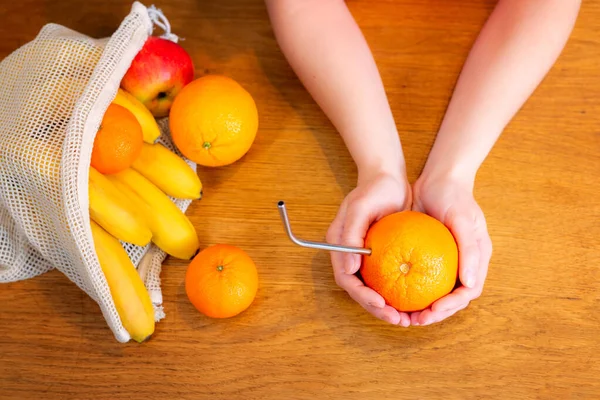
[419,135,482,191]
[418,158,477,193]
[357,157,407,187]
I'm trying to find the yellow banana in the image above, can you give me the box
[88,166,152,247]
[112,88,161,144]
[90,219,155,343]
[131,142,202,200]
[107,168,200,260]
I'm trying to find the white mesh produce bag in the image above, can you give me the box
[0,1,195,342]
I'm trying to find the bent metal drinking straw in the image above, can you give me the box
[277,201,372,255]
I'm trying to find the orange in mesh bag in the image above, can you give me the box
[0,2,200,343]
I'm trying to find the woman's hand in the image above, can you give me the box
[399,0,579,326]
[408,172,492,326]
[326,171,412,327]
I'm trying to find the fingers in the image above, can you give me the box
[416,230,490,326]
[410,311,422,326]
[430,236,488,314]
[420,243,489,326]
[329,203,400,324]
[340,200,372,274]
[411,297,470,326]
[334,269,385,308]
[407,183,493,327]
[420,302,470,326]
[398,312,411,327]
[325,199,347,246]
[327,200,363,275]
[446,210,482,288]
[326,201,353,272]
[338,271,405,326]
[367,304,401,325]
[333,265,403,325]
[431,286,475,313]
[331,220,404,326]
[325,182,414,326]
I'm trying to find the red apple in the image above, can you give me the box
[121,36,194,118]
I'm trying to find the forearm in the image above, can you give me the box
[422,0,581,186]
[265,0,406,183]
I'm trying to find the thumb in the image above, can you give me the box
[448,213,480,289]
[340,202,372,274]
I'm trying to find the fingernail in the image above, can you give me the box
[344,256,357,274]
[465,273,476,288]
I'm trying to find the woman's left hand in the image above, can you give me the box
[408,172,493,326]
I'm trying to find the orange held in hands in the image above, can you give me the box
[360,211,458,312]
[91,103,143,174]
[185,244,258,319]
[169,75,259,167]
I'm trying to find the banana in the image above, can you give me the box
[88,166,152,247]
[106,168,200,260]
[131,142,202,200]
[112,88,161,144]
[90,219,155,343]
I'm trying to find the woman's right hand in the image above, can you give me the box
[326,171,412,327]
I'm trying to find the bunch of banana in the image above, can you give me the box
[89,166,152,247]
[88,143,201,259]
[132,142,202,200]
[88,87,202,342]
[106,167,200,260]
[90,219,155,343]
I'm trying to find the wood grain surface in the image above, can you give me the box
[1,0,599,399]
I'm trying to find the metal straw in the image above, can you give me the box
[277,201,372,255]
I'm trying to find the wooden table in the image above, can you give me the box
[1,1,599,398]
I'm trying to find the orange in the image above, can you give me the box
[185,244,259,318]
[360,211,458,312]
[91,103,143,174]
[169,75,258,167]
